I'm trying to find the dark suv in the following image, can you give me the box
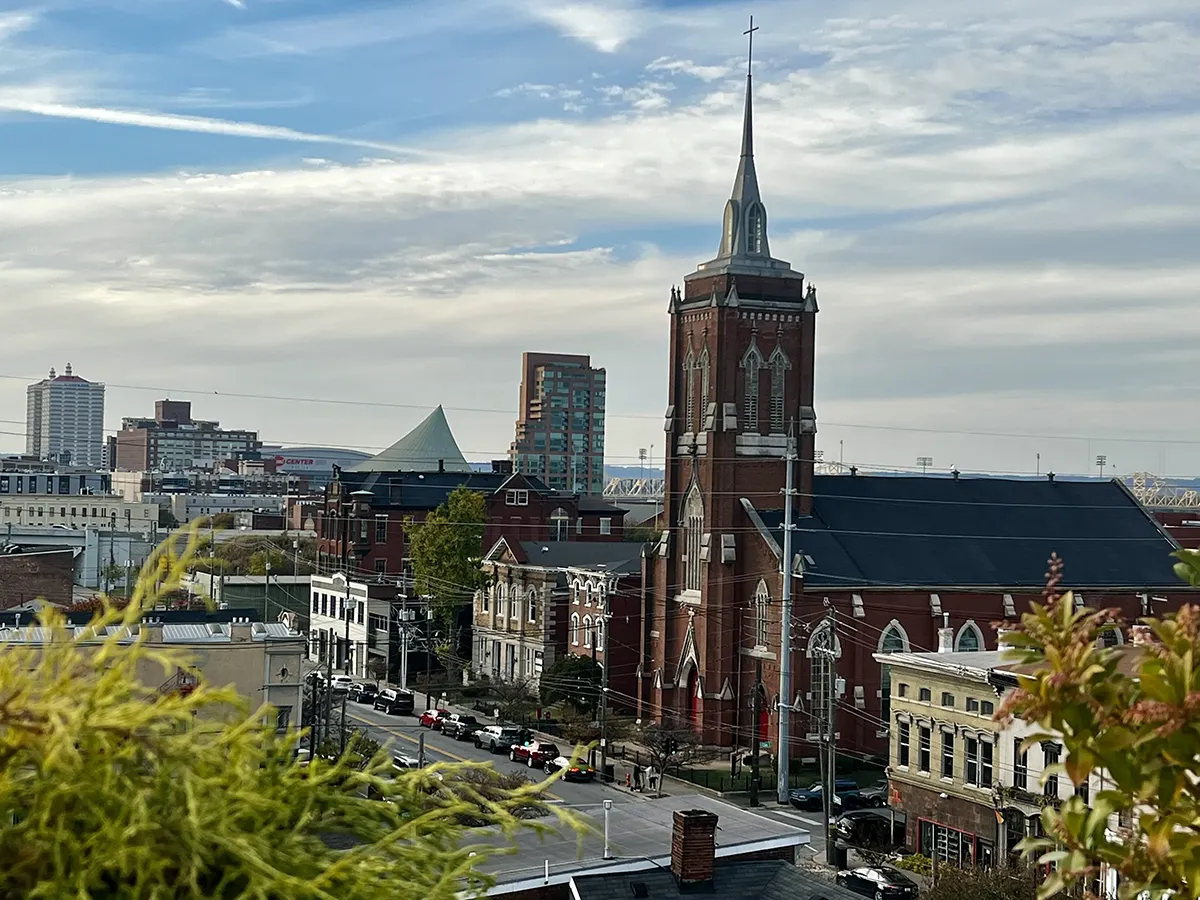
[373,688,415,715]
[347,682,379,703]
[789,779,862,811]
[445,715,481,741]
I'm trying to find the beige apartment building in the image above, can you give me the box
[0,617,304,734]
[878,639,1129,898]
[0,494,159,532]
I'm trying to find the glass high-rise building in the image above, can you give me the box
[510,352,605,494]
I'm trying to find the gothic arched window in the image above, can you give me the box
[955,621,984,652]
[682,484,704,593]
[746,203,764,254]
[808,623,840,739]
[741,341,763,434]
[595,616,605,652]
[878,622,910,727]
[698,347,710,432]
[768,345,790,434]
[583,615,593,649]
[754,579,770,648]
[684,349,697,433]
[570,613,580,646]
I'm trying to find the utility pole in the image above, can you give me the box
[749,658,762,807]
[777,428,797,803]
[264,559,271,622]
[598,583,612,782]
[343,576,353,677]
[398,596,410,691]
[823,603,838,867]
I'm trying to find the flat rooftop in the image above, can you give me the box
[475,793,810,895]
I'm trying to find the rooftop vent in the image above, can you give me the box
[631,884,649,899]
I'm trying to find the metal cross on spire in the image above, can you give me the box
[744,15,759,79]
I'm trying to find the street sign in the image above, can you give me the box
[759,741,771,749]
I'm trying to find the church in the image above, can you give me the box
[637,58,1195,760]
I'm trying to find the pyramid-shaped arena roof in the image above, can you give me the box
[349,405,472,473]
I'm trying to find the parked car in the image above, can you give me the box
[855,779,890,808]
[444,714,481,741]
[392,754,422,771]
[329,674,355,692]
[835,865,919,900]
[789,778,862,811]
[834,809,907,851]
[347,682,379,703]
[474,725,527,754]
[419,708,451,729]
[545,755,596,782]
[510,740,561,768]
[374,688,415,715]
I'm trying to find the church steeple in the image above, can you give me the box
[720,56,766,256]
[703,16,790,275]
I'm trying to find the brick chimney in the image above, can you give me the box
[670,809,718,888]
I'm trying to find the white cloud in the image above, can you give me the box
[646,57,733,82]
[1,0,1199,476]
[0,96,417,154]
[517,0,641,52]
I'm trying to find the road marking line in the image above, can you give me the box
[774,810,825,828]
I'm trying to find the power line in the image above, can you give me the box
[4,370,1200,450]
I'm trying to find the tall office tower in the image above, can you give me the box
[26,364,106,467]
[510,353,606,494]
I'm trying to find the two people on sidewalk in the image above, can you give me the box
[628,765,658,792]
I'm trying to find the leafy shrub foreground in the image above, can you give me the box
[0,526,575,899]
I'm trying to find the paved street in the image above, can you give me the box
[341,700,644,810]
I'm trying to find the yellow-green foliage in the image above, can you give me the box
[0,524,573,899]
[1001,551,1200,900]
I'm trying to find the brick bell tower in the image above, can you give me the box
[643,40,818,747]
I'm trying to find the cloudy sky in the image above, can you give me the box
[1,0,1199,479]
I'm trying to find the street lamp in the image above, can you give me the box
[1096,455,1108,477]
[917,456,933,475]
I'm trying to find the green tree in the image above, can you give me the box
[637,718,706,797]
[249,546,289,575]
[366,656,389,685]
[406,486,487,630]
[539,654,602,715]
[623,521,659,544]
[1001,550,1200,900]
[0,524,575,898]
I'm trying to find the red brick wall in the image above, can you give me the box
[892,779,998,856]
[0,550,74,609]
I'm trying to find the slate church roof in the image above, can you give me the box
[752,474,1184,589]
[572,860,862,900]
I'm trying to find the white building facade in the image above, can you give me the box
[307,573,399,679]
[25,365,106,468]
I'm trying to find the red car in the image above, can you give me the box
[509,740,560,768]
[419,708,450,729]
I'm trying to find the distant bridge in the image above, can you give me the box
[603,477,664,499]
[1126,472,1200,510]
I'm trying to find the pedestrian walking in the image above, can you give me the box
[647,766,659,793]
[632,765,644,792]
